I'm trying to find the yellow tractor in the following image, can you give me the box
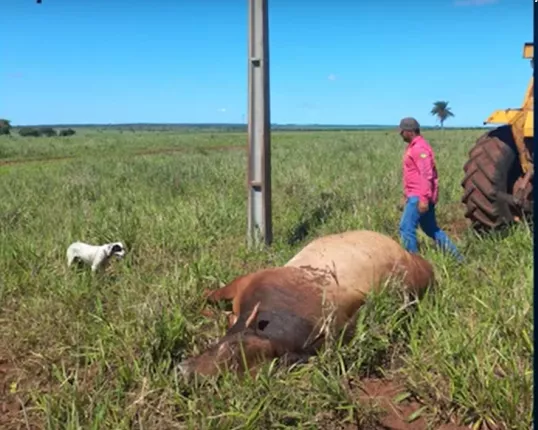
[461,42,534,230]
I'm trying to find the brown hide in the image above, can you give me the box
[178,230,434,379]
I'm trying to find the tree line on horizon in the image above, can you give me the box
[0,119,76,137]
[0,102,454,135]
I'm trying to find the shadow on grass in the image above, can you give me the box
[287,190,354,246]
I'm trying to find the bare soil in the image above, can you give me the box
[0,355,39,430]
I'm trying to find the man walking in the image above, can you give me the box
[398,117,464,262]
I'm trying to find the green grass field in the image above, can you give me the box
[0,129,532,429]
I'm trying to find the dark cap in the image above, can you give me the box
[399,117,420,131]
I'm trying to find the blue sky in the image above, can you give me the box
[1,0,533,126]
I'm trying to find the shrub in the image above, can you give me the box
[59,128,76,136]
[38,127,57,137]
[0,119,11,135]
[19,127,42,137]
[18,127,58,137]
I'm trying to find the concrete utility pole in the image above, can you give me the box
[247,0,272,248]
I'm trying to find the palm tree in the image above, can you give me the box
[430,101,454,129]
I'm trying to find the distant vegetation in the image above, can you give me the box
[0,115,493,136]
[2,122,488,135]
[17,126,76,137]
[0,119,77,138]
[0,118,491,139]
[0,119,11,135]
[59,128,76,136]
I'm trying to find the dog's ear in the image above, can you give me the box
[103,244,115,257]
[110,243,124,254]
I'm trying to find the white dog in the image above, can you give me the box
[66,241,126,272]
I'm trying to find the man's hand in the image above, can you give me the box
[418,200,429,214]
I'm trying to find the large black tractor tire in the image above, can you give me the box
[461,125,523,230]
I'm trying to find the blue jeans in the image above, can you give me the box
[399,196,464,262]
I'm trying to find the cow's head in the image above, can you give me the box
[177,303,280,379]
[178,268,328,380]
[178,300,320,379]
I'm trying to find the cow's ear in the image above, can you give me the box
[245,302,261,329]
[206,272,257,303]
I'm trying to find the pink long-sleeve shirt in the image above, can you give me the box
[402,135,439,205]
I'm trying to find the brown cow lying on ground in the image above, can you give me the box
[178,230,435,379]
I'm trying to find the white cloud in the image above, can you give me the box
[454,0,498,6]
[327,74,337,81]
[217,108,227,113]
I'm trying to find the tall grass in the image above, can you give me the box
[0,129,532,429]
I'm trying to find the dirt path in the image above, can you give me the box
[0,155,75,167]
[0,144,246,167]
